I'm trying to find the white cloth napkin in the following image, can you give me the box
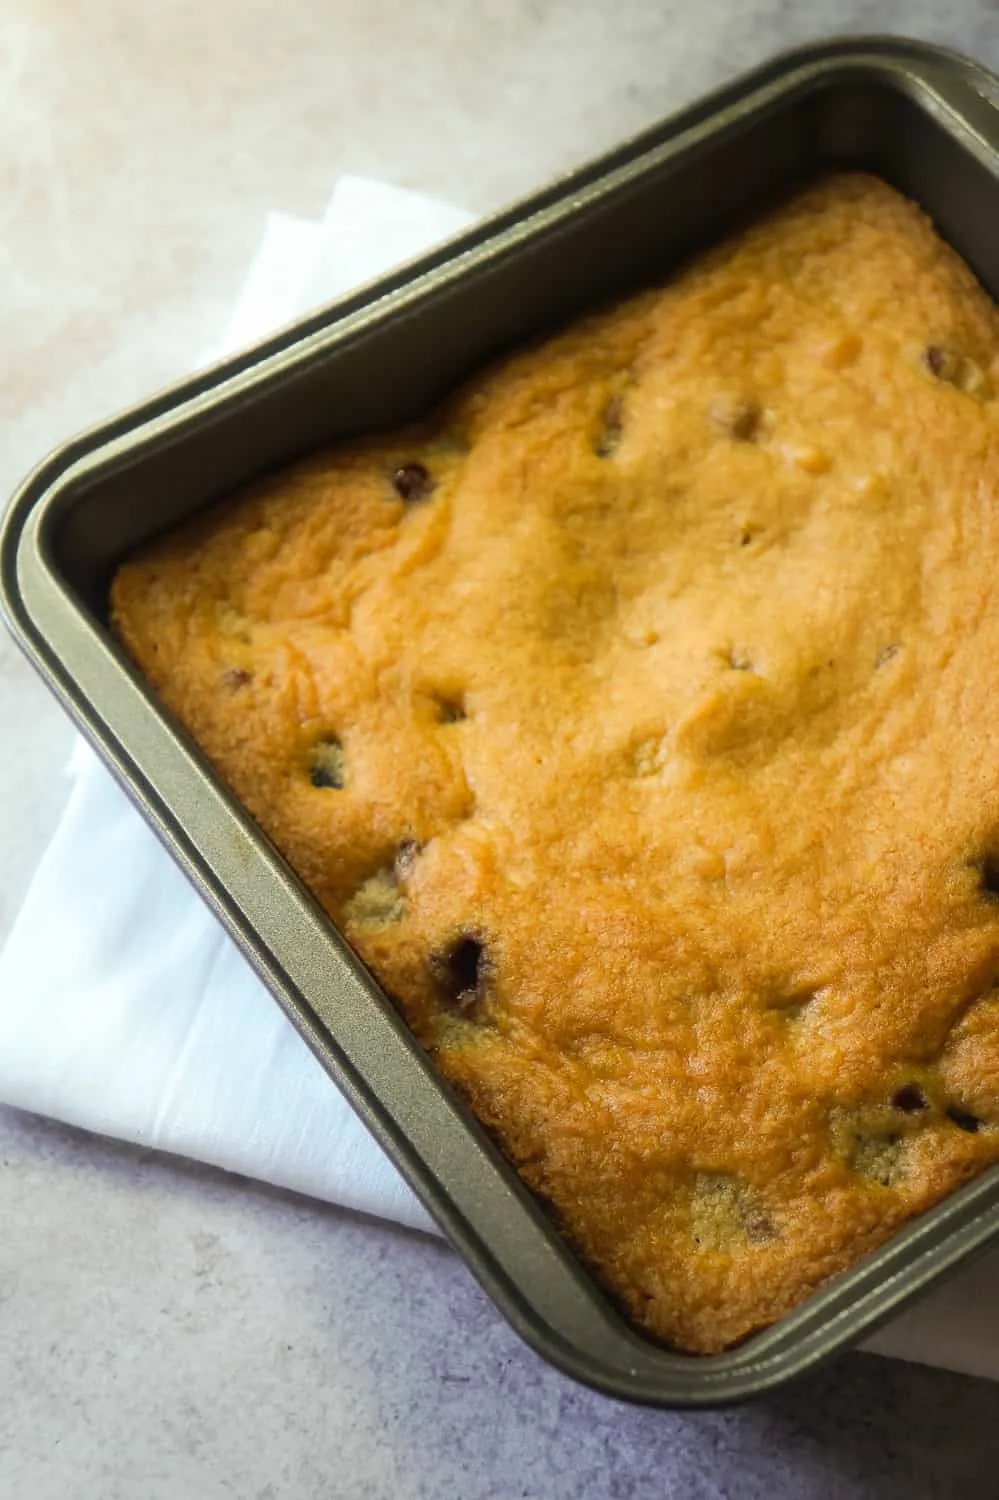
[0,177,473,1236]
[3,177,999,1381]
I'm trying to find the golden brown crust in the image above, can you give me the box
[112,173,999,1353]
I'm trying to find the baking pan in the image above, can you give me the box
[6,35,999,1407]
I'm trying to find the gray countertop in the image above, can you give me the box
[4,2,999,1495]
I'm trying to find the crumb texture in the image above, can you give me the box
[112,174,999,1353]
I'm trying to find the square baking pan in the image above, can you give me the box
[6,35,999,1407]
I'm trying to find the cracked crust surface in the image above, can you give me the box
[112,173,999,1352]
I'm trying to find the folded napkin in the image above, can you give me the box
[3,176,999,1379]
[0,177,473,1235]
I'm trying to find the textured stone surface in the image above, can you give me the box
[5,2,999,1494]
[4,1108,999,1500]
